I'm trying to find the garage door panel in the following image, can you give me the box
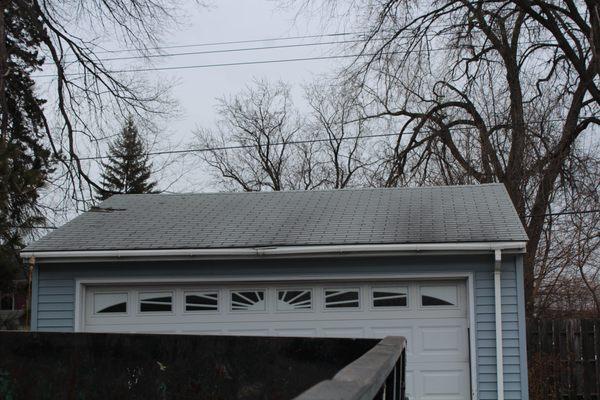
[419,367,470,400]
[272,328,319,336]
[180,329,224,335]
[84,280,470,400]
[321,327,365,338]
[417,325,469,362]
[224,328,271,336]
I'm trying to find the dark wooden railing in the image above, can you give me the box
[0,332,404,399]
[294,336,407,400]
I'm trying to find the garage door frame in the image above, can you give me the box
[74,271,477,399]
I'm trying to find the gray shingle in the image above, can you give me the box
[24,184,527,252]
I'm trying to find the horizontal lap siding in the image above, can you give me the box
[476,260,523,400]
[36,275,75,331]
[34,254,526,399]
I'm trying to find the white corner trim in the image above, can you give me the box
[74,271,479,399]
[23,241,527,262]
[467,272,478,400]
[494,249,505,400]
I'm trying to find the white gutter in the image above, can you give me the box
[494,249,505,400]
[21,241,527,261]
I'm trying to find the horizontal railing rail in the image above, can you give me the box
[294,336,407,400]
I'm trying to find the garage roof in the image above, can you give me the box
[23,184,527,254]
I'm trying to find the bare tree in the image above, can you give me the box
[297,0,600,313]
[195,80,381,192]
[11,0,182,207]
[305,81,375,188]
[195,80,313,191]
[534,147,600,317]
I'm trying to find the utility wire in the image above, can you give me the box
[89,32,367,54]
[34,52,375,78]
[74,116,590,161]
[531,209,600,218]
[35,38,554,78]
[77,131,402,161]
[64,26,546,56]
[92,39,365,62]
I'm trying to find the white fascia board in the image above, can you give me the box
[21,241,527,262]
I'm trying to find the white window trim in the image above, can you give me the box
[74,272,478,400]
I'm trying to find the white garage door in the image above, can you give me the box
[84,280,471,400]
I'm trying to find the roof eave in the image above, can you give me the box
[21,241,528,263]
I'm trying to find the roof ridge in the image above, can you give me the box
[107,183,505,198]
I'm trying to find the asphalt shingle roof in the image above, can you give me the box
[24,184,527,252]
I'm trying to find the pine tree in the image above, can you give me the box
[0,1,53,289]
[96,117,156,200]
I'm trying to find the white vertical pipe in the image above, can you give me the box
[494,249,505,400]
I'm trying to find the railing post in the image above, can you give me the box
[400,348,406,400]
[293,336,407,400]
[384,364,395,400]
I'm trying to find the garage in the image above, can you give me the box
[26,186,530,398]
[83,280,471,400]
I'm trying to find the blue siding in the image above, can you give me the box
[33,253,527,399]
[475,260,523,399]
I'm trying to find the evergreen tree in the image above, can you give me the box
[96,117,156,200]
[0,1,53,288]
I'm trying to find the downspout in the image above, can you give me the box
[26,256,35,331]
[494,249,504,400]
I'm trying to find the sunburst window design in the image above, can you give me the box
[231,290,266,311]
[373,287,408,308]
[276,290,312,311]
[185,292,218,311]
[324,288,360,309]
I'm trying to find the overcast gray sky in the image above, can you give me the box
[88,0,354,192]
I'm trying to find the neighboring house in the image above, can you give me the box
[22,184,529,400]
[0,282,27,330]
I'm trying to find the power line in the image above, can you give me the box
[529,209,600,218]
[35,39,553,78]
[73,116,590,161]
[34,52,374,78]
[92,39,365,63]
[62,26,546,56]
[88,32,366,55]
[77,131,403,160]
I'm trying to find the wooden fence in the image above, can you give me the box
[528,319,600,400]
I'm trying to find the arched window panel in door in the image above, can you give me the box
[420,285,458,307]
[94,292,128,314]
